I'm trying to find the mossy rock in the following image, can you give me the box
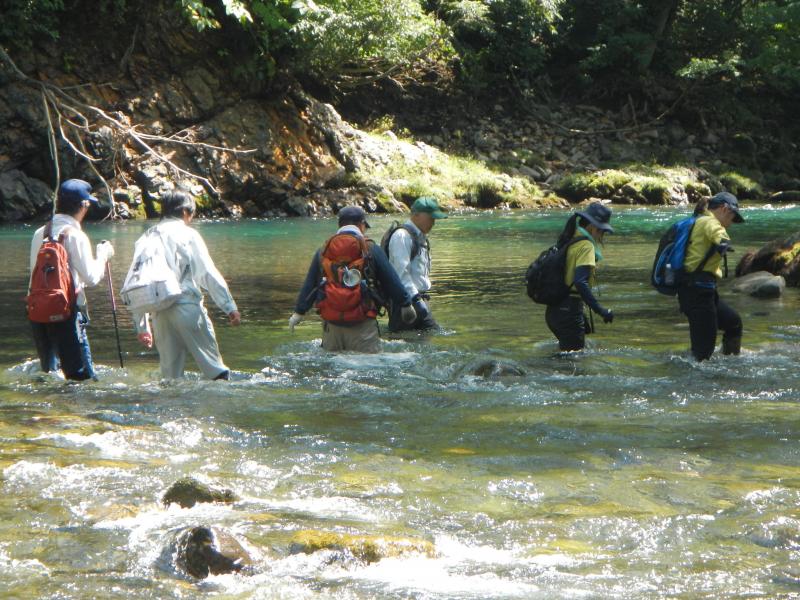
[555,170,633,203]
[466,181,505,208]
[685,181,712,202]
[289,530,436,563]
[162,477,237,508]
[635,177,673,205]
[719,171,763,199]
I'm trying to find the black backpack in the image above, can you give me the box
[380,221,427,262]
[525,236,588,305]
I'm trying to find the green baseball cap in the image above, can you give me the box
[410,196,448,219]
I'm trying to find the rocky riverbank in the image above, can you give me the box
[1,7,798,222]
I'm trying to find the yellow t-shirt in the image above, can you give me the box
[684,210,730,278]
[563,235,596,287]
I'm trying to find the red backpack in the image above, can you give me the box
[26,222,76,324]
[316,233,378,324]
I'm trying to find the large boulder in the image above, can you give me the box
[731,271,786,298]
[174,526,253,579]
[736,233,800,286]
[0,170,52,221]
[162,477,237,508]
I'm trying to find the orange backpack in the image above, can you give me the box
[316,233,378,323]
[26,222,76,324]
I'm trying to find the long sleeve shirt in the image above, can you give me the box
[685,209,730,279]
[134,218,237,333]
[387,221,431,298]
[29,213,108,309]
[294,226,412,316]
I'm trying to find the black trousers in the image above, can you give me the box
[545,295,587,351]
[388,296,438,332]
[677,275,743,361]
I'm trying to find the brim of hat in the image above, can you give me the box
[364,220,371,228]
[731,209,744,223]
[86,196,100,204]
[575,211,613,233]
[431,210,448,219]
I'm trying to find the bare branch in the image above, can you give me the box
[0,47,252,216]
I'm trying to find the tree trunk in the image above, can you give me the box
[639,0,681,72]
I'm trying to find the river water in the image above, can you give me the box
[1,207,799,599]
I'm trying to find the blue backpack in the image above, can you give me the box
[652,216,717,295]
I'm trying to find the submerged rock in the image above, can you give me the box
[736,233,800,286]
[162,477,237,508]
[289,530,435,564]
[731,271,786,298]
[175,526,252,579]
[467,359,527,378]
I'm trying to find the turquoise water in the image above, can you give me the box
[1,206,799,598]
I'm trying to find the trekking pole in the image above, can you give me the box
[105,261,125,368]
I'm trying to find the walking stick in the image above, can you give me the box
[105,261,125,368]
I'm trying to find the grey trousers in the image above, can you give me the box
[152,302,229,379]
[321,319,381,353]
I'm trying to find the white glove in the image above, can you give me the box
[96,240,115,262]
[289,312,304,332]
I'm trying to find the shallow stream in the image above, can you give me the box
[1,207,799,598]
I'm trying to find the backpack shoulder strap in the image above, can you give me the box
[561,235,590,250]
[400,223,424,261]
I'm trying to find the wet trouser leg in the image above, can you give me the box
[388,297,439,332]
[678,279,742,361]
[545,296,586,351]
[322,319,381,353]
[30,310,95,380]
[152,302,229,380]
[717,296,743,355]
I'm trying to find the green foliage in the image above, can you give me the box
[438,0,560,90]
[290,0,451,83]
[0,0,65,46]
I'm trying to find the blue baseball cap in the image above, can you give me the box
[338,205,370,228]
[709,191,744,223]
[59,179,99,206]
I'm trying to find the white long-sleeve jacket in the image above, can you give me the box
[29,214,108,309]
[134,218,237,333]
[388,220,431,298]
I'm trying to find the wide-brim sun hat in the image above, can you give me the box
[575,202,613,233]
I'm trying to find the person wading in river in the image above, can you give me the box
[546,202,615,351]
[383,196,447,333]
[678,192,743,361]
[288,206,416,352]
[133,191,241,380]
[28,179,115,380]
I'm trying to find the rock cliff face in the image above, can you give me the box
[1,5,792,222]
[0,8,404,221]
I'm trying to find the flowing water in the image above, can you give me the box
[1,206,800,599]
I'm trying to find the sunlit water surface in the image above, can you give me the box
[1,207,799,599]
